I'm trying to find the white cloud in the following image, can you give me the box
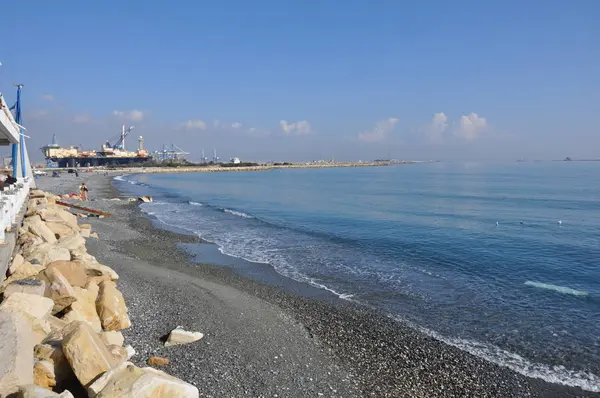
[213,120,220,128]
[456,113,487,141]
[280,120,312,135]
[73,114,92,124]
[184,119,207,130]
[231,122,242,129]
[427,112,448,142]
[41,94,55,102]
[112,109,144,122]
[358,118,399,142]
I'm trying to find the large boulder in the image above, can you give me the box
[0,292,54,320]
[56,235,86,252]
[45,261,87,288]
[34,343,73,389]
[83,262,119,282]
[23,243,70,267]
[45,221,76,240]
[87,361,199,398]
[17,384,74,397]
[9,253,25,275]
[33,359,56,390]
[37,267,77,314]
[37,208,78,231]
[3,279,47,298]
[61,321,119,388]
[62,283,102,332]
[24,216,57,244]
[0,312,34,397]
[99,331,124,347]
[47,316,68,333]
[96,281,131,331]
[1,262,45,290]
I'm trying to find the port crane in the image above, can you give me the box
[104,125,134,151]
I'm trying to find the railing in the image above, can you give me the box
[0,176,33,243]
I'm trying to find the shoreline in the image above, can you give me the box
[39,160,414,174]
[34,173,598,397]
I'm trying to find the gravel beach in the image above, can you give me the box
[33,172,598,398]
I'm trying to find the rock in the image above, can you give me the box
[33,360,56,390]
[96,281,131,331]
[137,196,153,203]
[68,248,94,263]
[87,361,199,398]
[45,261,87,288]
[56,234,85,252]
[47,316,68,333]
[17,234,45,256]
[164,326,204,347]
[61,321,119,388]
[83,263,118,282]
[1,262,45,290]
[147,356,169,366]
[51,209,78,231]
[62,283,102,332]
[25,215,57,244]
[107,345,128,363]
[34,343,72,387]
[0,292,54,320]
[0,312,33,397]
[79,224,92,230]
[45,221,76,240]
[37,267,77,314]
[24,243,70,267]
[3,279,46,298]
[124,345,136,360]
[17,384,74,397]
[99,331,124,347]
[9,253,25,275]
[80,229,90,238]
[89,232,99,239]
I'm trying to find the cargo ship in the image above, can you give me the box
[41,125,152,167]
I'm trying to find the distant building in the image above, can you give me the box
[230,157,241,164]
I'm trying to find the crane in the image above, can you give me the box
[112,125,134,150]
[104,125,134,151]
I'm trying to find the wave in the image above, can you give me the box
[222,208,254,219]
[113,175,127,182]
[188,201,203,206]
[402,318,600,392]
[525,281,589,297]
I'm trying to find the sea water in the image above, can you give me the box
[114,162,600,391]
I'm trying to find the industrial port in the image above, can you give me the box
[41,125,190,167]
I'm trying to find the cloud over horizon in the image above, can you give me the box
[456,113,488,141]
[427,112,448,143]
[280,120,312,135]
[184,119,207,130]
[358,118,399,142]
[112,109,144,123]
[41,94,55,102]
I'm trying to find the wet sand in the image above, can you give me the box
[33,172,597,397]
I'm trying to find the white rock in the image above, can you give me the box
[87,361,199,398]
[0,312,34,396]
[164,326,204,347]
[57,234,86,252]
[17,384,74,397]
[0,292,54,320]
[125,345,136,360]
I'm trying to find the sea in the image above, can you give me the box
[113,162,600,392]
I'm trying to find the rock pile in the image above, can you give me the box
[0,190,199,397]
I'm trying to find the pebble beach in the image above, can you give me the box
[32,172,598,397]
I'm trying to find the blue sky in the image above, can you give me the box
[1,0,598,162]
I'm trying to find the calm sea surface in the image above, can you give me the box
[115,162,600,391]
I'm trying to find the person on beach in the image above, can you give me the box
[80,182,89,200]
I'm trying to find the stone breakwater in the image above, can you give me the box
[0,190,200,397]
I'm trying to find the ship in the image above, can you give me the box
[41,125,152,168]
